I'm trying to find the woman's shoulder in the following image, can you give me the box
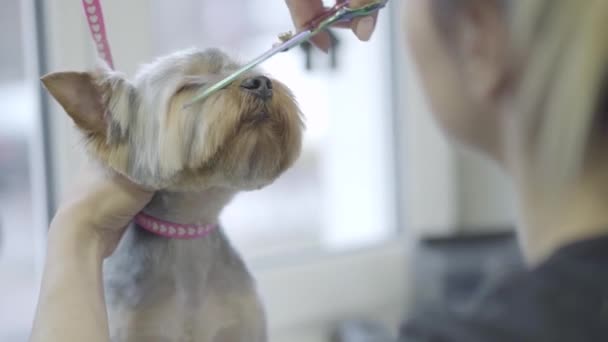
[399,235,608,342]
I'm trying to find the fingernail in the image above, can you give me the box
[355,16,376,41]
[319,44,330,54]
[313,33,331,54]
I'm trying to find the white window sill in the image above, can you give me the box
[253,237,409,339]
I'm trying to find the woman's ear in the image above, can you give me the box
[456,1,511,102]
[42,71,109,135]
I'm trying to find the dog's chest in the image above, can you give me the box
[104,226,252,342]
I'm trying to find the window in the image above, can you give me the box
[0,1,48,340]
[150,0,399,261]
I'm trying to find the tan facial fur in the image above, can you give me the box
[42,48,304,191]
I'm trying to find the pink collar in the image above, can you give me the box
[134,211,218,240]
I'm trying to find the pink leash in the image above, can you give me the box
[81,0,114,69]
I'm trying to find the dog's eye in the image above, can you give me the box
[176,82,206,94]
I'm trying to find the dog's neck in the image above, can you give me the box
[142,187,236,225]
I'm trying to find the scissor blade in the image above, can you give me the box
[184,30,313,107]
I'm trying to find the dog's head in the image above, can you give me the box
[42,48,304,191]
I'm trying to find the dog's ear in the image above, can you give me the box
[41,71,109,135]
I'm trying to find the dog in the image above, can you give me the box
[41,48,304,342]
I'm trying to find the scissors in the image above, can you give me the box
[184,0,389,107]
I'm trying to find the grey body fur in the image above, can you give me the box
[104,190,267,342]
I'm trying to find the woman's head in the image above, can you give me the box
[405,0,608,190]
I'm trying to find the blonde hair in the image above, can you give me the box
[512,0,608,191]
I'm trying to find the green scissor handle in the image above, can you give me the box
[184,0,389,107]
[311,0,388,34]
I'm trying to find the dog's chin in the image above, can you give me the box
[158,85,303,192]
[240,109,270,125]
[228,127,298,188]
[165,121,301,192]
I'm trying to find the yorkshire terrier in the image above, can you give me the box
[42,48,304,342]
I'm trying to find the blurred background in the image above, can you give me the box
[0,1,522,341]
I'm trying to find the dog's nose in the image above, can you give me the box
[240,76,273,100]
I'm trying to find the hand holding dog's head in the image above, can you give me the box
[42,48,304,191]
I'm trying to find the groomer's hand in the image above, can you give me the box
[31,164,153,342]
[50,162,154,258]
[285,0,378,52]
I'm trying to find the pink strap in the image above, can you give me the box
[82,0,114,69]
[134,211,218,240]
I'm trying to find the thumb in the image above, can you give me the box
[351,13,378,41]
[348,0,379,41]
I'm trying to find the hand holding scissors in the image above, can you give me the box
[285,0,381,52]
[185,0,389,107]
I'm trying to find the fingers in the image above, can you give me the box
[351,13,378,41]
[74,170,153,239]
[108,171,154,204]
[285,0,325,29]
[347,0,378,41]
[285,0,331,52]
[50,164,154,258]
[96,172,154,224]
[59,160,154,230]
[67,160,152,206]
[284,0,379,51]
[310,32,332,53]
[331,12,378,41]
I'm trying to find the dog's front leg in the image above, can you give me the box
[198,281,267,342]
[212,318,267,342]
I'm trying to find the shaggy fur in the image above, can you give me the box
[42,48,304,342]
